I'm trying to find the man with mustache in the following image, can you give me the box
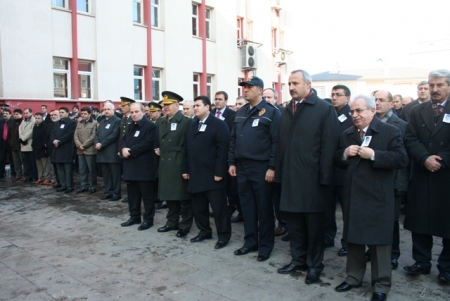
[404,69,450,284]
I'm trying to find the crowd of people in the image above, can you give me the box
[1,68,449,301]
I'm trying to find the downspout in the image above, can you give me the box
[144,0,153,101]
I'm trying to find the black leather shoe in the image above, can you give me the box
[100,194,112,200]
[437,270,450,283]
[274,226,287,237]
[156,202,167,209]
[338,247,348,256]
[277,263,308,274]
[281,233,291,241]
[391,258,398,269]
[230,213,244,223]
[371,292,387,301]
[76,188,88,194]
[257,253,270,262]
[215,241,228,249]
[335,281,361,292]
[157,225,179,232]
[121,197,128,203]
[65,188,74,193]
[404,263,431,275]
[137,221,153,231]
[89,188,97,194]
[365,251,371,262]
[110,195,121,202]
[305,269,321,285]
[234,246,258,255]
[176,229,189,237]
[121,218,141,227]
[56,188,67,192]
[190,234,212,242]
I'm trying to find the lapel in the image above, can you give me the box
[193,113,213,138]
[347,126,362,146]
[161,111,182,139]
[420,102,434,133]
[432,101,450,136]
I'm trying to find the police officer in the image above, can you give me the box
[228,76,281,261]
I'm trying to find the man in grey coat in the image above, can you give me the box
[334,94,408,301]
[374,90,409,270]
[95,103,122,201]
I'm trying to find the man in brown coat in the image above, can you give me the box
[74,107,98,193]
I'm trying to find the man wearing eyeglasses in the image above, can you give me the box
[374,90,409,271]
[334,94,408,301]
[324,85,354,257]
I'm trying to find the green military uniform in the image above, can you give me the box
[157,91,193,233]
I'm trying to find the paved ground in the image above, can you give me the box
[0,173,449,301]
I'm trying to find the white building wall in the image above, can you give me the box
[0,0,54,99]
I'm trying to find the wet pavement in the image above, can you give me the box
[0,173,449,301]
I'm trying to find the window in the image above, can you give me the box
[247,21,253,41]
[134,67,144,101]
[51,0,67,9]
[206,8,211,39]
[238,78,243,97]
[77,0,89,13]
[152,69,161,100]
[237,17,243,40]
[193,74,200,99]
[272,28,277,49]
[192,4,198,36]
[133,0,142,24]
[151,0,159,27]
[206,75,213,98]
[53,58,70,98]
[79,61,93,99]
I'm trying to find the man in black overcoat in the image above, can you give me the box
[334,94,408,301]
[119,103,158,231]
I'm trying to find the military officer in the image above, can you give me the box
[156,91,193,238]
[118,96,134,203]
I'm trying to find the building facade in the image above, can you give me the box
[0,0,295,109]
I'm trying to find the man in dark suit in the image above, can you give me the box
[156,91,193,238]
[212,91,241,222]
[41,105,52,124]
[0,108,13,178]
[276,70,340,285]
[324,85,354,256]
[334,94,408,301]
[51,107,77,193]
[229,76,281,262]
[95,103,122,201]
[183,95,232,249]
[119,103,158,231]
[404,69,450,284]
[400,81,430,122]
[374,90,409,270]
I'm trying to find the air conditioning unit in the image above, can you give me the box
[275,51,287,64]
[241,45,258,69]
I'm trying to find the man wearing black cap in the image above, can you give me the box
[148,102,163,123]
[156,91,193,237]
[229,76,281,261]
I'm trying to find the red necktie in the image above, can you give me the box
[216,110,221,118]
[3,122,7,140]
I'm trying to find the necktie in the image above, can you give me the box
[3,121,8,141]
[359,130,364,142]
[292,101,300,114]
[198,121,203,131]
[432,103,444,117]
[216,110,221,118]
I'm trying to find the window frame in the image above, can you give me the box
[151,0,160,28]
[152,68,162,101]
[237,17,244,40]
[205,8,211,39]
[77,0,90,13]
[134,66,144,101]
[53,58,70,99]
[193,73,200,99]
[192,3,199,36]
[51,0,68,9]
[206,75,213,99]
[78,60,93,100]
[133,0,143,24]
